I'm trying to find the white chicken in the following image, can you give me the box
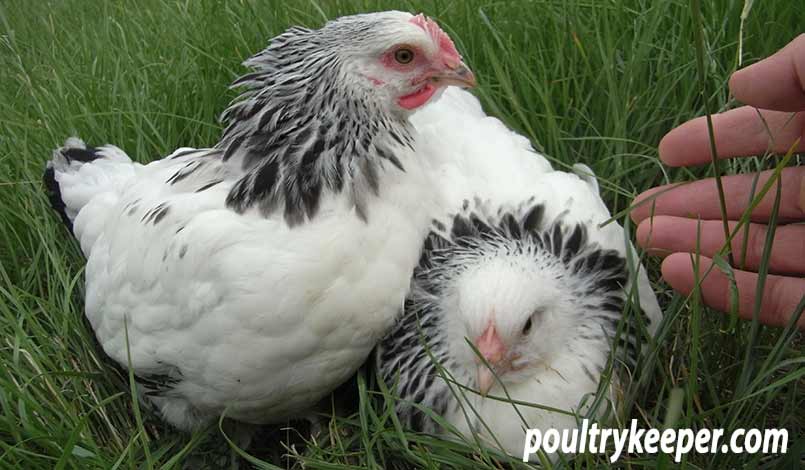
[377,87,661,459]
[43,11,475,430]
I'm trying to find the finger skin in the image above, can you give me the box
[631,166,805,224]
[636,216,805,275]
[661,253,805,328]
[730,34,805,112]
[658,107,805,167]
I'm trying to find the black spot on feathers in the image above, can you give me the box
[564,225,584,261]
[376,146,405,172]
[522,204,544,232]
[253,160,280,199]
[153,206,169,225]
[167,161,202,185]
[136,370,182,397]
[551,223,563,257]
[501,213,520,238]
[141,203,170,225]
[222,134,247,162]
[300,175,322,220]
[195,180,223,193]
[470,213,494,236]
[168,148,202,160]
[601,253,625,271]
[62,146,100,163]
[451,213,475,240]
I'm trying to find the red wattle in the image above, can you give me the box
[398,84,436,110]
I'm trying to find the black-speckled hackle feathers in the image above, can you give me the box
[377,199,649,434]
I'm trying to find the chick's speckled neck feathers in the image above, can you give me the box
[377,199,646,433]
[219,12,421,225]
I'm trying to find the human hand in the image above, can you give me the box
[631,35,805,329]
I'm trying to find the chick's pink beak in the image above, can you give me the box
[474,322,507,396]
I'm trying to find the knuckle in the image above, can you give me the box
[795,166,805,217]
[795,229,805,267]
[762,277,788,325]
[792,34,805,55]
[746,224,767,266]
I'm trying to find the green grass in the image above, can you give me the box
[1,0,802,468]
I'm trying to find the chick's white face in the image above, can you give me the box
[348,12,475,113]
[443,254,576,395]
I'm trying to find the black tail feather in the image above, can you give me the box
[43,143,101,234]
[62,146,99,163]
[43,166,73,233]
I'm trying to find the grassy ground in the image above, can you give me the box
[1,0,802,468]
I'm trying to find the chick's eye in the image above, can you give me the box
[521,318,533,335]
[394,48,415,64]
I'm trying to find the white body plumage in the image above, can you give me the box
[51,140,435,428]
[44,11,476,430]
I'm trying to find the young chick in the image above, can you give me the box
[377,88,661,458]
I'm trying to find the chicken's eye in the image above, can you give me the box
[394,48,415,64]
[521,318,533,335]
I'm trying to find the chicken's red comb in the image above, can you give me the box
[410,14,461,65]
